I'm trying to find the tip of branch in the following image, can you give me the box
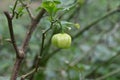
[4,11,12,19]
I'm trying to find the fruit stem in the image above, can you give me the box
[58,21,64,33]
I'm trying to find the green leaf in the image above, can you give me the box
[17,6,24,13]
[41,1,62,16]
[16,6,25,18]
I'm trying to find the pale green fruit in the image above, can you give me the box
[51,33,72,48]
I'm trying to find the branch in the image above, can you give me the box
[4,11,25,76]
[21,9,45,52]
[4,1,46,80]
[26,6,34,20]
[35,21,54,70]
[73,7,120,38]
[5,6,45,80]
[34,21,56,73]
[19,9,45,80]
[10,58,23,80]
[40,21,54,56]
[4,11,19,58]
[4,10,24,80]
[42,32,54,55]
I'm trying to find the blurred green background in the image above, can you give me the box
[0,0,120,80]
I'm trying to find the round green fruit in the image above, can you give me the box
[51,33,72,48]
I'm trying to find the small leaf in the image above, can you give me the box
[16,6,25,18]
[5,39,11,43]
[74,23,80,29]
[63,3,76,11]
[61,21,74,26]
[17,6,24,14]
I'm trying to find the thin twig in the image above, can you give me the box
[12,0,19,18]
[26,6,34,20]
[19,0,34,20]
[42,32,54,55]
[35,21,54,72]
[73,7,120,39]
[40,22,54,56]
[21,69,35,80]
[21,67,45,80]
